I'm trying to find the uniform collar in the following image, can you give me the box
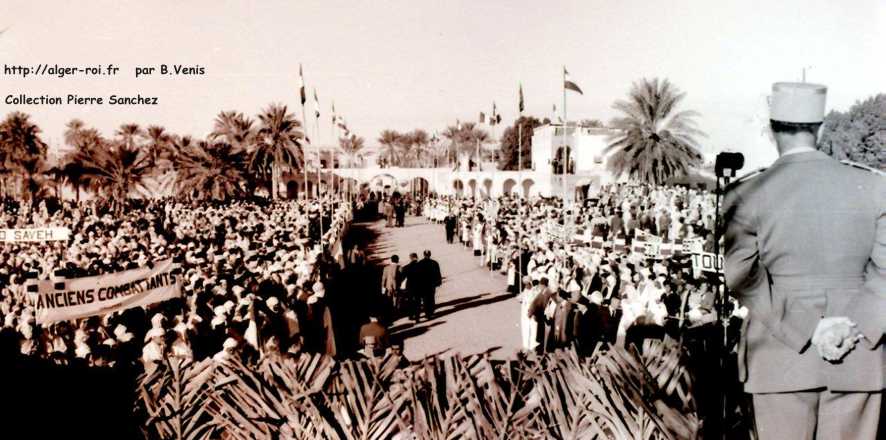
[773,149,828,165]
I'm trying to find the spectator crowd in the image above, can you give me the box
[0,195,353,372]
[424,183,747,354]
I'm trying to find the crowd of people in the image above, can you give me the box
[0,195,355,371]
[1,181,745,371]
[425,182,746,355]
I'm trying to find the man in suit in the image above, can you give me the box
[527,278,556,354]
[724,82,884,439]
[416,250,443,320]
[381,255,401,312]
[400,253,421,322]
[444,213,457,244]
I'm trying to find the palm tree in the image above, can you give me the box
[442,122,489,170]
[210,111,255,150]
[377,130,401,167]
[441,125,461,168]
[605,78,705,185]
[251,104,304,200]
[338,134,366,168]
[60,126,103,202]
[145,125,175,171]
[174,137,247,200]
[71,137,155,211]
[395,133,415,167]
[116,123,144,150]
[63,119,86,148]
[0,112,49,199]
[407,129,431,166]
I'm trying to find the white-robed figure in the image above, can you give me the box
[484,231,496,267]
[519,277,540,351]
[460,218,471,247]
[472,221,484,257]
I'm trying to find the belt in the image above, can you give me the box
[769,274,864,291]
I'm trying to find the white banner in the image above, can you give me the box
[30,259,181,325]
[691,252,724,274]
[0,227,71,243]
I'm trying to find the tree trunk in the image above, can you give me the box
[271,164,279,200]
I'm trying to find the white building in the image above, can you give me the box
[284,123,622,201]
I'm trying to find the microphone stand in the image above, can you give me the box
[713,170,734,440]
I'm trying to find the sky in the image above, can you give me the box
[2,0,885,170]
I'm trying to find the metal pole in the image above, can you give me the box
[562,66,567,204]
[517,112,523,287]
[298,69,309,201]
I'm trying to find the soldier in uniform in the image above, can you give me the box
[723,82,884,439]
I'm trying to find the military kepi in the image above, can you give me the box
[770,82,827,123]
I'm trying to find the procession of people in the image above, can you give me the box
[425,182,735,355]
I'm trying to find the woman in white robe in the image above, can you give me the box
[472,222,484,257]
[519,278,539,351]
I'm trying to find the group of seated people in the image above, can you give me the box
[0,195,356,371]
[425,183,746,354]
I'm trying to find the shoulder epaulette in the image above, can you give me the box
[839,160,885,176]
[725,167,767,190]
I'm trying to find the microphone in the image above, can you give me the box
[715,152,745,178]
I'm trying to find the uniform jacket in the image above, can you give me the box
[723,150,885,393]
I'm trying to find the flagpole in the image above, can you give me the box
[331,112,339,200]
[298,65,309,201]
[315,117,324,245]
[562,66,567,204]
[517,84,524,288]
[490,104,496,199]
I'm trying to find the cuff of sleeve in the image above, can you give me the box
[777,310,820,353]
[842,290,885,350]
[858,322,883,349]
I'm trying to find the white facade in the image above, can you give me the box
[530,124,616,177]
[284,124,622,201]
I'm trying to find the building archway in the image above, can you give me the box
[467,179,477,198]
[452,179,464,196]
[481,178,493,199]
[409,177,430,197]
[521,178,535,199]
[369,174,397,196]
[502,178,517,196]
[552,145,575,174]
[286,180,299,200]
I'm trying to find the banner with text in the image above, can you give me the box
[30,259,181,324]
[0,227,71,243]
[691,252,724,275]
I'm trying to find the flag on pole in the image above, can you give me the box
[518,83,525,114]
[564,67,583,95]
[298,64,307,105]
[491,102,501,125]
[313,88,320,119]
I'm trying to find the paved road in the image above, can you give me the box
[363,216,522,360]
